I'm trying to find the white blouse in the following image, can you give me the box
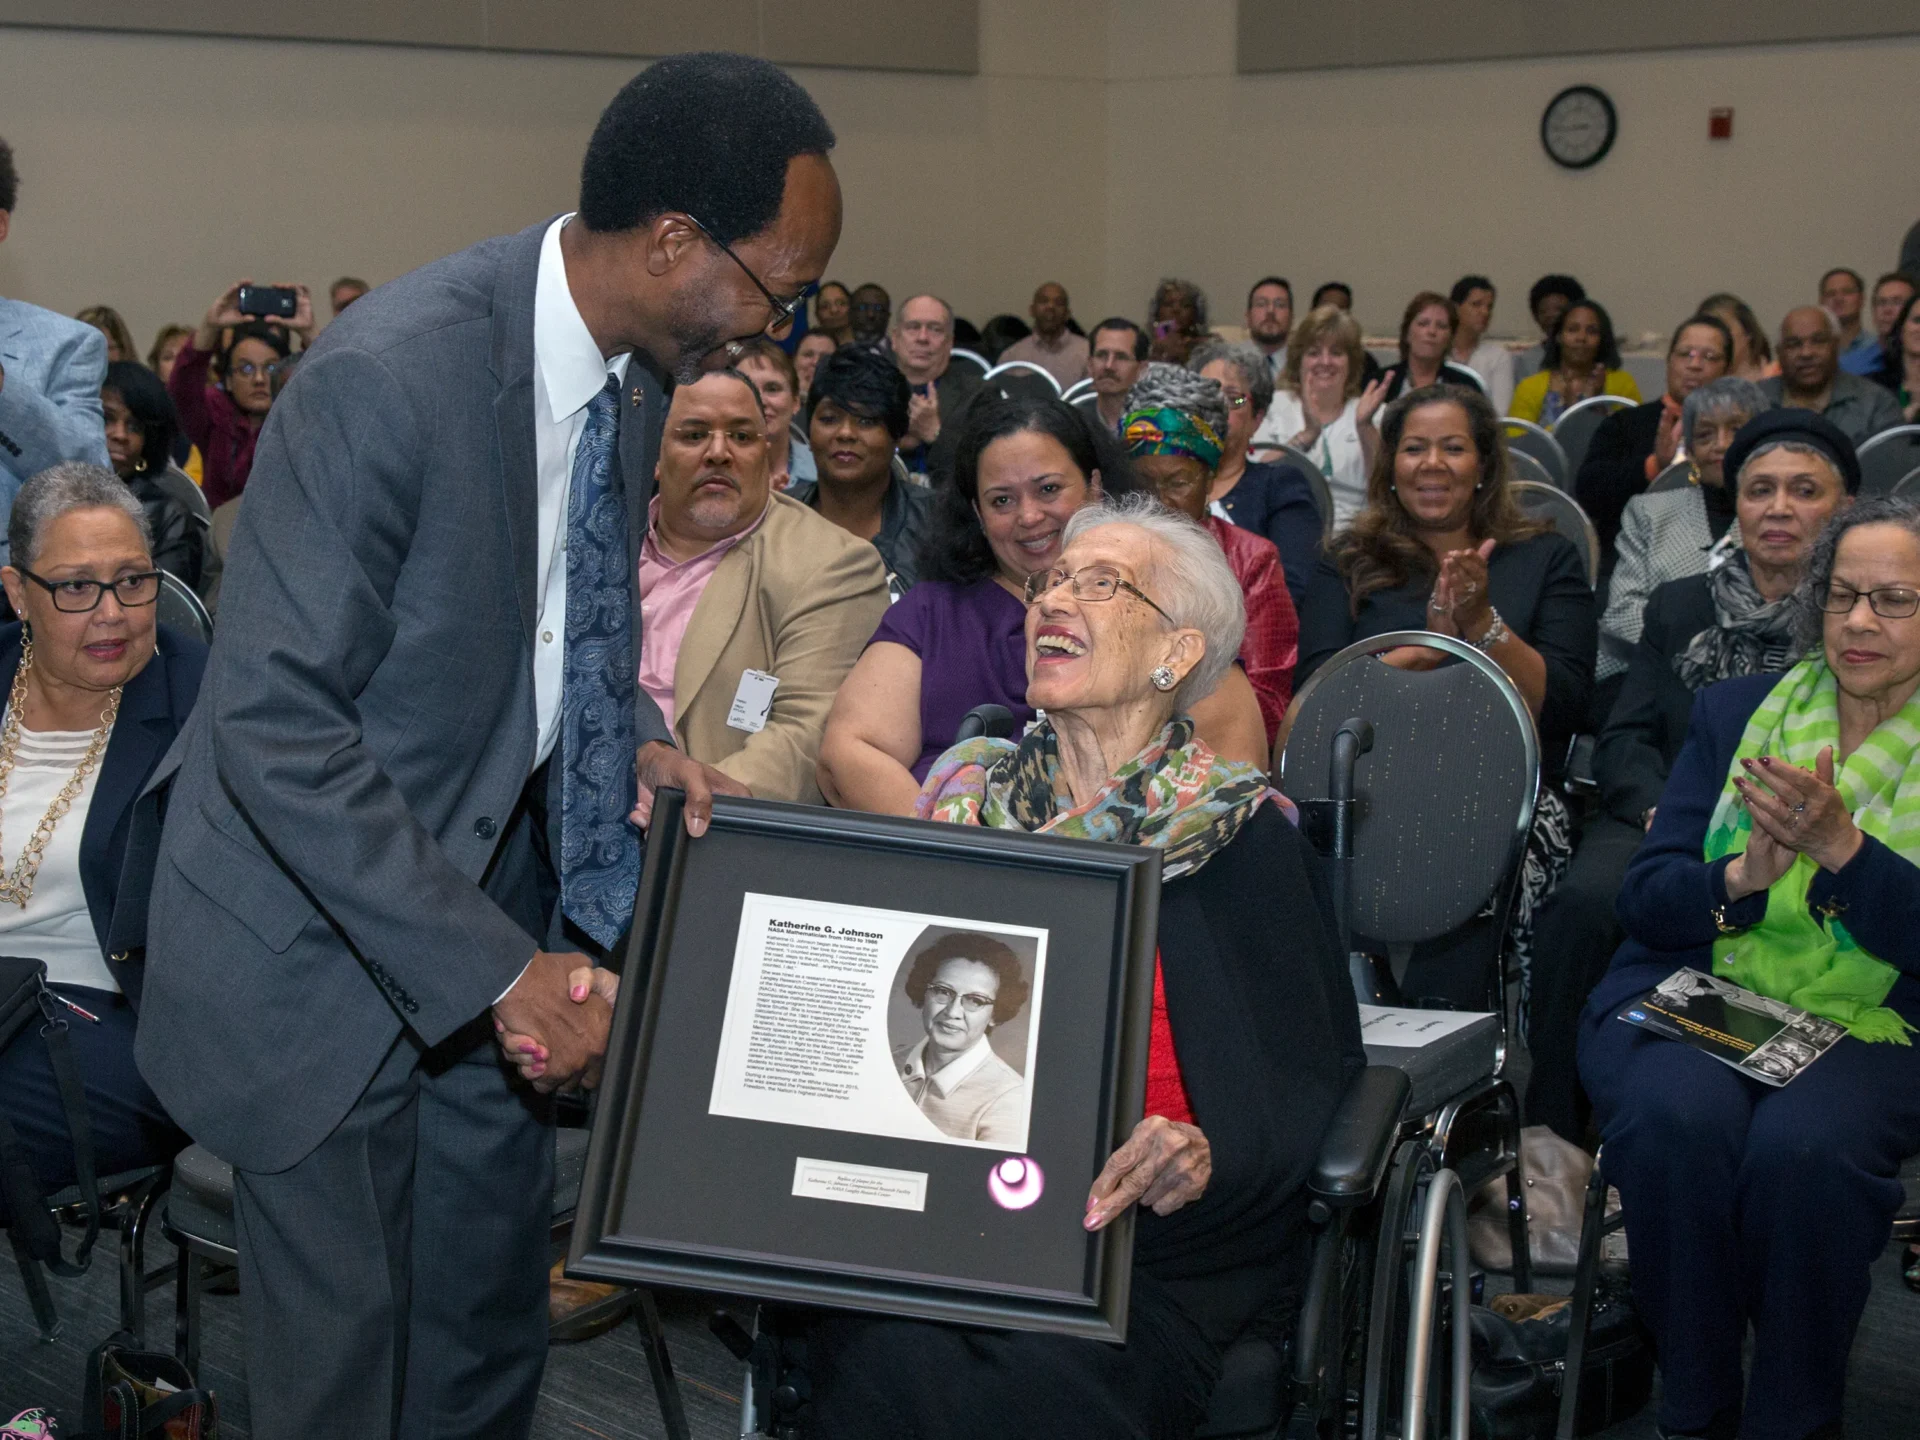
[1255,391,1370,529]
[0,718,114,992]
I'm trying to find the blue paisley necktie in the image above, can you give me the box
[559,375,640,948]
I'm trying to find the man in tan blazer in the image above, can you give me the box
[640,370,888,803]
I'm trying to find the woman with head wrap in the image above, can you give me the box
[1123,363,1298,750]
[1578,466,1920,1440]
[787,343,928,593]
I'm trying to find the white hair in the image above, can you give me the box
[1060,494,1246,707]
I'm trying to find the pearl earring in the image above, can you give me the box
[1150,665,1177,691]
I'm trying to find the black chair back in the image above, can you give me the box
[981,361,1062,405]
[157,570,212,643]
[1503,419,1571,490]
[1509,480,1601,585]
[1550,395,1633,479]
[1859,425,1920,497]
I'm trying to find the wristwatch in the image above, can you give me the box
[1469,608,1511,653]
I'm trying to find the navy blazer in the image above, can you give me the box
[1582,671,1920,1036]
[0,621,207,1001]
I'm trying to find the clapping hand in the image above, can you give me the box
[1084,1115,1212,1231]
[1355,376,1390,428]
[906,388,940,447]
[1425,539,1496,637]
[1733,747,1865,877]
[1653,405,1683,471]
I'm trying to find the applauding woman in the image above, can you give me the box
[1579,493,1920,1440]
[1508,298,1641,426]
[1253,305,1388,529]
[1376,291,1486,404]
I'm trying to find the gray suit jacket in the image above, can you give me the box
[134,220,674,1172]
[0,298,111,560]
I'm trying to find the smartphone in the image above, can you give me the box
[236,285,299,320]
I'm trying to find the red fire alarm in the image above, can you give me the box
[1709,108,1734,140]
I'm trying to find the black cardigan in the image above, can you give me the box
[0,622,208,1000]
[1140,802,1365,1285]
[1593,572,1717,827]
[1574,400,1663,559]
[1214,461,1322,615]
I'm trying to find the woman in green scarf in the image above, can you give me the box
[1578,422,1920,1440]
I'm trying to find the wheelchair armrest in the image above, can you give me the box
[1308,1065,1410,1209]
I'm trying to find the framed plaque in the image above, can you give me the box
[568,789,1162,1341]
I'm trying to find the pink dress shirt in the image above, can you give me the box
[637,499,770,732]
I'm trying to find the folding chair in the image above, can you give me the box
[1858,425,1920,497]
[1551,396,1635,481]
[1510,479,1602,585]
[1504,419,1572,490]
[157,570,212,643]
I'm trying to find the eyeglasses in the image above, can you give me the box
[16,567,161,613]
[1221,393,1250,410]
[229,361,287,381]
[685,213,818,339]
[1817,581,1920,619]
[1023,564,1172,620]
[1672,347,1727,364]
[924,982,994,1015]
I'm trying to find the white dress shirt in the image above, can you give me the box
[530,214,632,773]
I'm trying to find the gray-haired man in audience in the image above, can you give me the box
[1762,305,1902,447]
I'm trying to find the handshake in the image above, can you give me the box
[491,950,622,1092]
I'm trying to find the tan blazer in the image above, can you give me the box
[672,491,889,802]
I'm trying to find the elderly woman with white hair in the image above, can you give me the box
[0,462,206,1237]
[803,495,1362,1437]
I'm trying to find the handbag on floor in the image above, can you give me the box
[1468,1286,1652,1439]
[1468,1125,1592,1276]
[82,1331,219,1439]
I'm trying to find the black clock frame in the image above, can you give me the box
[1541,84,1617,171]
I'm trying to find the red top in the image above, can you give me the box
[1205,515,1298,750]
[1145,952,1195,1126]
[167,341,262,511]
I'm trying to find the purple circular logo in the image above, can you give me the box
[988,1156,1044,1210]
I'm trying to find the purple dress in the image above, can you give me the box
[869,579,1034,781]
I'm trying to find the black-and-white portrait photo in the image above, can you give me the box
[887,928,1039,1146]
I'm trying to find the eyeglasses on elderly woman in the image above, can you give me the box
[1022,564,1172,620]
[14,568,162,612]
[1816,580,1920,618]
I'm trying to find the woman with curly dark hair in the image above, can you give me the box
[894,930,1033,1143]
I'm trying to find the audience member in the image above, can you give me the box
[818,396,1117,808]
[790,343,927,591]
[1252,305,1387,528]
[167,287,301,509]
[1125,363,1298,746]
[1245,276,1292,381]
[1578,490,1920,1440]
[1699,291,1776,381]
[812,279,854,344]
[328,275,369,315]
[639,371,886,803]
[1867,271,1915,366]
[1082,317,1147,433]
[733,336,815,487]
[793,328,838,399]
[1596,376,1766,685]
[1574,312,1733,558]
[74,305,136,365]
[1515,273,1586,377]
[1311,281,1352,311]
[1376,291,1485,403]
[1449,274,1516,412]
[1821,266,1881,376]
[889,294,983,476]
[1867,291,1920,423]
[146,324,191,385]
[0,137,111,561]
[977,312,1031,363]
[1297,386,1595,1004]
[100,361,215,596]
[1763,305,1903,447]
[803,497,1362,1439]
[1531,411,1854,1142]
[1146,277,1210,364]
[1187,339,1322,614]
[1509,298,1641,425]
[998,282,1089,389]
[0,462,203,1233]
[849,281,891,343]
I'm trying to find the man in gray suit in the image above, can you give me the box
[0,136,111,560]
[134,56,842,1437]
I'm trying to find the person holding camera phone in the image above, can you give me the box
[164,279,313,509]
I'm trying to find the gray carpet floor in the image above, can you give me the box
[4,1223,1917,1437]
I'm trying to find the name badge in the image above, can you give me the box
[726,669,779,734]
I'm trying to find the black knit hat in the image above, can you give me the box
[1723,408,1863,495]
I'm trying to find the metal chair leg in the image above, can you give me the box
[635,1288,692,1440]
[1402,1170,1471,1440]
[1555,1152,1614,1440]
[175,1247,203,1375]
[1362,1141,1428,1440]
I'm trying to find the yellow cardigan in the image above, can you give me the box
[1508,368,1641,423]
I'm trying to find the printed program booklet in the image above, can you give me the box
[1615,968,1846,1086]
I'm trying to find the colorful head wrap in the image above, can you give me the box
[1123,406,1223,471]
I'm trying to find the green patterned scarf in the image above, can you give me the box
[916,716,1268,878]
[1703,658,1918,1043]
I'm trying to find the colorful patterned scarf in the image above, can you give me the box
[1123,406,1224,471]
[917,716,1266,878]
[1703,658,1919,1043]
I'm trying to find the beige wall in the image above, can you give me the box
[2,8,1916,358]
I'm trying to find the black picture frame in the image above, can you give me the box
[568,789,1163,1341]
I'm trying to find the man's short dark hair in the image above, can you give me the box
[1874,271,1918,297]
[1246,276,1291,308]
[1819,266,1864,293]
[0,136,16,214]
[1311,282,1351,308]
[1669,312,1734,361]
[902,931,1030,1025]
[1528,273,1585,317]
[807,342,911,440]
[1090,317,1148,361]
[1450,274,1494,306]
[579,53,836,245]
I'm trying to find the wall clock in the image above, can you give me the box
[1541,85,1617,170]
